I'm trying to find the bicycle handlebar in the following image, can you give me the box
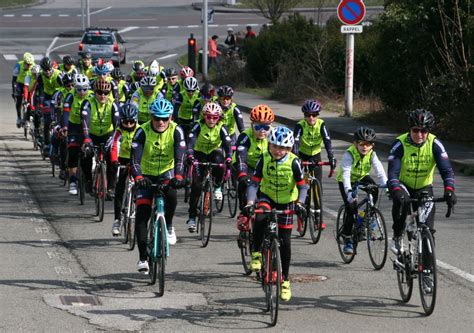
[410,196,453,218]
[254,209,295,215]
[302,161,333,177]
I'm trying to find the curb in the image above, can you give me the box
[0,0,46,11]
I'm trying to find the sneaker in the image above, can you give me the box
[280,280,292,302]
[112,219,121,236]
[214,186,223,201]
[137,260,149,274]
[16,117,21,128]
[343,239,354,255]
[168,227,177,245]
[236,213,249,231]
[250,252,262,272]
[187,218,196,233]
[68,182,78,195]
[391,237,403,255]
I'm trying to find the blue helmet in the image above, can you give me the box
[120,103,139,121]
[149,98,173,118]
[301,99,321,114]
[94,63,111,76]
[268,126,294,148]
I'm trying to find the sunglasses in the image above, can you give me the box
[205,114,220,121]
[357,140,374,147]
[220,97,232,101]
[304,113,318,118]
[152,116,169,122]
[411,127,428,134]
[122,119,136,125]
[96,90,110,96]
[66,84,74,88]
[76,88,88,92]
[253,124,270,131]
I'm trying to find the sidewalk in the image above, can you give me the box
[233,91,474,176]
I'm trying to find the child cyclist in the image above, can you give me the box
[110,103,140,237]
[216,85,245,144]
[186,102,233,232]
[242,126,308,302]
[335,127,388,255]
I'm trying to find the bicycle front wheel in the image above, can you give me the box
[264,238,281,327]
[95,164,106,222]
[238,228,253,276]
[157,216,167,297]
[148,218,157,286]
[198,181,213,247]
[366,207,388,270]
[396,234,414,303]
[308,178,324,244]
[77,162,85,205]
[227,177,238,218]
[335,205,355,264]
[418,230,437,316]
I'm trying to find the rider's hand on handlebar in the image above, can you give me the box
[295,201,306,219]
[241,204,254,217]
[444,187,457,206]
[136,176,152,189]
[346,191,356,204]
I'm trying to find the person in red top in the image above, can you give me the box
[208,35,221,70]
[245,25,256,39]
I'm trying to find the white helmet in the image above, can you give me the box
[148,59,160,76]
[268,126,294,148]
[183,76,199,92]
[202,102,222,117]
[31,65,41,75]
[74,74,90,89]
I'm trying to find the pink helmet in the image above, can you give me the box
[179,66,194,79]
[202,102,222,117]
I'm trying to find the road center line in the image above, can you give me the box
[48,40,80,54]
[46,36,59,57]
[118,26,139,34]
[90,6,112,15]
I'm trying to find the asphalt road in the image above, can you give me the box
[0,2,473,332]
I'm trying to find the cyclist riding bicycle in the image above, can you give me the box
[63,74,94,195]
[178,66,194,92]
[131,98,186,273]
[91,62,119,104]
[110,102,141,236]
[186,102,233,232]
[12,52,35,128]
[242,126,308,302]
[387,109,456,253]
[200,83,217,108]
[21,64,40,127]
[126,60,147,85]
[80,78,120,197]
[111,67,130,105]
[77,52,94,79]
[173,76,201,140]
[59,55,78,76]
[131,75,163,124]
[216,85,245,144]
[335,127,388,255]
[147,59,166,92]
[234,104,275,229]
[162,67,180,103]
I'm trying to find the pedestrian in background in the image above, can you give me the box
[245,25,256,39]
[224,27,236,51]
[208,35,221,70]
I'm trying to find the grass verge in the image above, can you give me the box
[0,0,36,8]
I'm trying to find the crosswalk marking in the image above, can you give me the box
[4,55,18,61]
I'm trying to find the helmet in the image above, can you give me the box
[139,76,157,88]
[130,81,140,93]
[180,66,194,79]
[111,67,124,80]
[268,126,294,148]
[148,60,160,76]
[217,85,234,98]
[132,60,145,72]
[165,67,178,78]
[94,63,111,76]
[408,108,434,130]
[183,76,199,92]
[354,127,377,143]
[40,57,53,71]
[62,73,75,86]
[120,102,139,121]
[301,99,322,114]
[62,55,74,66]
[94,78,112,92]
[74,74,89,89]
[227,27,234,32]
[81,52,92,59]
[31,65,41,75]
[149,98,173,118]
[250,104,275,123]
[23,52,34,65]
[200,83,215,99]
[202,102,222,117]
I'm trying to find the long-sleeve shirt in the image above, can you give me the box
[293,121,334,159]
[187,122,233,160]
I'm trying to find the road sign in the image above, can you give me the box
[341,25,363,33]
[337,0,366,25]
[201,8,215,24]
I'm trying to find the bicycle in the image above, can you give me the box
[215,147,238,218]
[335,182,388,270]
[393,192,452,316]
[193,161,225,248]
[91,143,107,222]
[76,153,86,205]
[253,207,294,327]
[116,165,136,250]
[237,212,254,276]
[20,101,31,141]
[297,161,332,244]
[147,183,170,297]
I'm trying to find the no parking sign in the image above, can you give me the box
[337,0,366,25]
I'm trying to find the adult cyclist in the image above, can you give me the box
[12,52,35,128]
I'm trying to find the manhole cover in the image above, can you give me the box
[290,274,328,283]
[59,295,102,306]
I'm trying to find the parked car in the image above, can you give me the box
[78,27,126,66]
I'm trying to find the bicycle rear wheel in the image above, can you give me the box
[308,178,323,244]
[335,205,355,264]
[157,216,167,297]
[215,183,224,213]
[148,217,157,285]
[95,164,106,222]
[264,238,281,327]
[396,235,414,303]
[238,229,253,275]
[366,207,388,270]
[418,230,437,315]
[227,177,238,218]
[77,162,85,205]
[198,181,213,247]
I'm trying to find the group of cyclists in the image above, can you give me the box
[12,51,457,303]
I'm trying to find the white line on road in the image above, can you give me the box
[209,24,219,27]
[46,36,59,57]
[3,14,14,17]
[40,14,51,17]
[118,26,139,34]
[147,26,160,29]
[48,40,79,54]
[158,53,177,60]
[437,260,474,283]
[4,54,18,61]
[21,14,33,17]
[247,23,259,26]
[58,14,70,17]
[90,6,112,15]
[187,25,199,28]
[167,26,179,29]
[227,24,239,27]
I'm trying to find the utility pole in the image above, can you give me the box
[81,0,85,30]
[86,0,90,28]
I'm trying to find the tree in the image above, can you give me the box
[243,0,302,24]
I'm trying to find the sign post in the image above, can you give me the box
[337,0,366,117]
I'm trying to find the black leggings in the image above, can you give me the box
[113,158,129,220]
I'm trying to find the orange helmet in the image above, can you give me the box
[94,78,112,92]
[250,104,274,123]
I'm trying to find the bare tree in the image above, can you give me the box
[243,0,302,24]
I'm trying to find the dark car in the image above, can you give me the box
[78,27,126,66]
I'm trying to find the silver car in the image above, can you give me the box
[78,28,126,66]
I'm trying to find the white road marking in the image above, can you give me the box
[33,54,43,60]
[247,23,259,26]
[58,14,70,17]
[118,26,139,34]
[4,54,18,61]
[46,36,59,57]
[437,260,474,283]
[147,26,160,29]
[40,14,51,17]
[227,24,239,27]
[187,25,199,28]
[48,40,80,54]
[3,14,14,17]
[167,25,179,29]
[22,14,33,17]
[158,53,177,60]
[90,6,112,15]
[209,24,219,27]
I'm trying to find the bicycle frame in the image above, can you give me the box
[151,185,169,260]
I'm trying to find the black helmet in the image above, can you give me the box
[81,52,92,59]
[62,73,74,86]
[354,127,376,143]
[111,67,124,80]
[40,57,53,71]
[132,60,145,72]
[165,67,178,78]
[217,85,234,98]
[408,108,434,130]
[63,55,74,66]
[201,83,215,99]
